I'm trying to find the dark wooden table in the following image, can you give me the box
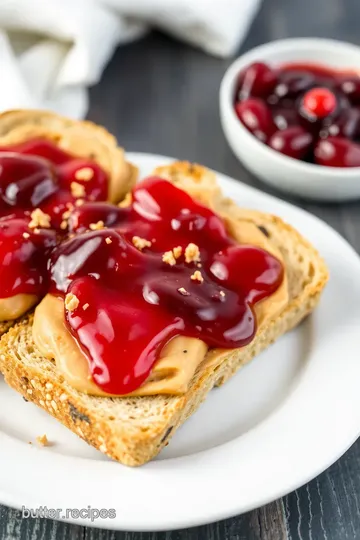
[2,0,360,538]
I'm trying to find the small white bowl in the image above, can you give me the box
[220,38,360,202]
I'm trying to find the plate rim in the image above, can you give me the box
[0,152,359,532]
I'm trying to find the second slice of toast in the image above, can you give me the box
[0,164,329,466]
[0,109,137,336]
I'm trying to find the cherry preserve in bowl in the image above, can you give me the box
[234,61,360,167]
[220,38,360,201]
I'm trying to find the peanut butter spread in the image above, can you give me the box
[0,294,38,322]
[32,183,288,397]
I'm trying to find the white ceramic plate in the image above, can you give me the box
[0,153,359,532]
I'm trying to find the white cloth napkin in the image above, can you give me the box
[0,0,261,119]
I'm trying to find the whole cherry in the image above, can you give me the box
[268,127,314,160]
[274,70,315,100]
[324,107,360,139]
[301,87,337,120]
[235,98,275,142]
[272,106,299,130]
[337,77,360,104]
[236,62,277,100]
[314,137,360,167]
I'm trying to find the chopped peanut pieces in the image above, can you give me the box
[89,221,105,231]
[70,181,86,198]
[29,208,51,229]
[173,246,182,259]
[36,434,49,447]
[185,243,200,263]
[132,236,152,250]
[178,287,190,296]
[74,167,94,181]
[190,270,204,283]
[105,237,112,244]
[162,250,176,266]
[65,293,80,312]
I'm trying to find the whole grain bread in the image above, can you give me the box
[0,163,329,466]
[0,109,137,336]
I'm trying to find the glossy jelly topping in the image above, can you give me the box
[0,217,56,298]
[0,139,108,226]
[49,177,284,394]
[0,139,109,299]
[234,61,360,166]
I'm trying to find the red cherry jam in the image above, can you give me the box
[0,139,109,299]
[49,177,284,395]
[234,61,360,166]
[0,217,56,298]
[0,139,108,226]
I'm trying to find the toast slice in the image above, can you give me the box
[0,163,329,466]
[0,109,137,336]
[0,109,137,203]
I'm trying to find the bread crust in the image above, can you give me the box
[0,186,329,465]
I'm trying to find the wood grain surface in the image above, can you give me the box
[1,0,360,538]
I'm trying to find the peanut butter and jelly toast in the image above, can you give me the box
[0,162,328,466]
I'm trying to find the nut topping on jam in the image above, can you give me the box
[185,243,200,263]
[89,220,105,231]
[162,250,177,265]
[74,167,94,181]
[132,236,152,250]
[190,270,204,283]
[173,246,182,259]
[65,293,80,312]
[71,181,86,198]
[29,208,51,229]
[178,287,190,296]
